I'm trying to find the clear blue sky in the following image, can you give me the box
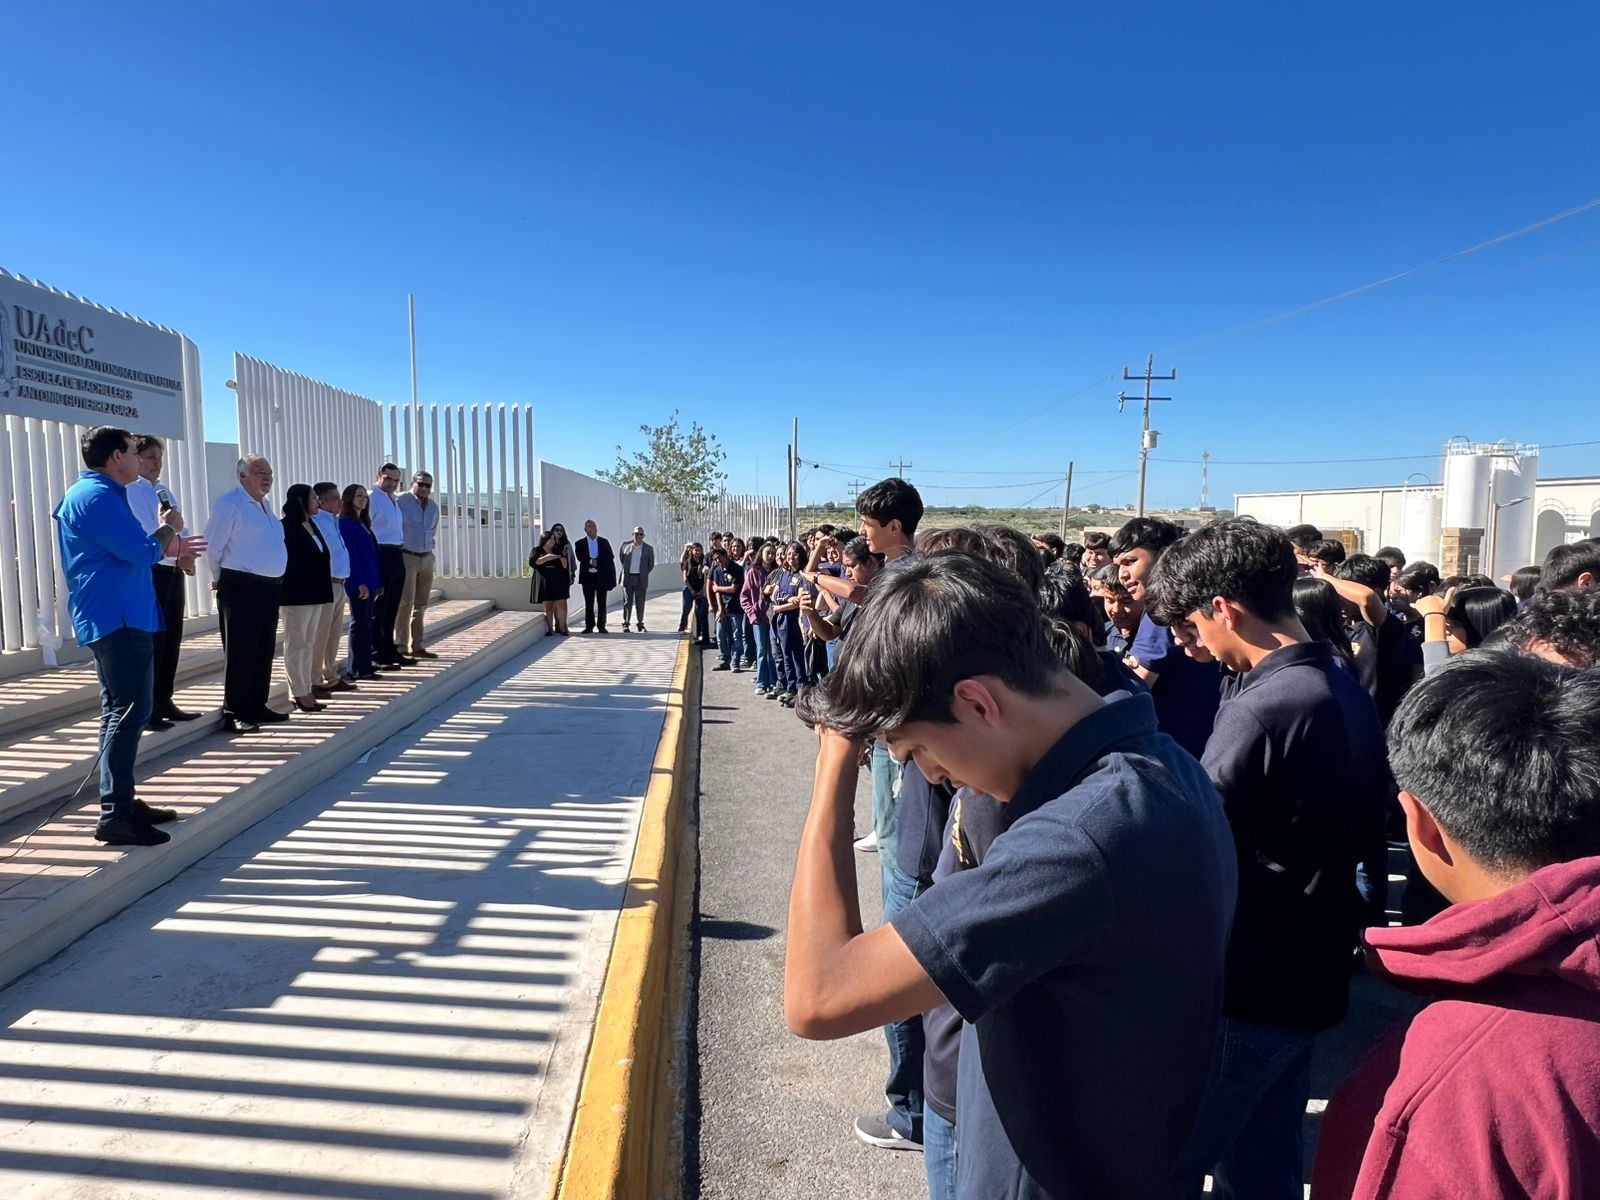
[7,2,1600,509]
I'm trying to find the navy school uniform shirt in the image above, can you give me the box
[1345,619,1379,697]
[1128,613,1222,760]
[1200,639,1389,1031]
[896,758,955,887]
[893,693,1237,1199]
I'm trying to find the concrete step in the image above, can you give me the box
[0,599,496,824]
[0,587,448,739]
[0,606,548,990]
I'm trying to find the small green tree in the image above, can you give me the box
[597,410,728,522]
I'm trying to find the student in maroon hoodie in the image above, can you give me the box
[1313,649,1600,1199]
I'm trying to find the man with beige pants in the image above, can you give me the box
[311,482,356,693]
[396,471,440,659]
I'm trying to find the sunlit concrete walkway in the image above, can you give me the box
[0,594,683,1200]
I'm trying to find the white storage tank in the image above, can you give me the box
[1488,446,1539,580]
[1399,487,1443,565]
[1442,442,1493,530]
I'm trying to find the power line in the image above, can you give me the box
[983,193,1600,439]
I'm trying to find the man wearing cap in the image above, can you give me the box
[620,526,655,633]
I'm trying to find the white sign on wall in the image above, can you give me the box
[0,269,185,436]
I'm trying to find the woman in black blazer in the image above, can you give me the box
[281,483,333,712]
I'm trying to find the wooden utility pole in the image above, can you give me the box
[889,457,913,479]
[1119,354,1176,518]
[1059,461,1074,540]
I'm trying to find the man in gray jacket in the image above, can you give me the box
[620,525,655,632]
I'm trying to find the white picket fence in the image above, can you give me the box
[385,403,537,578]
[233,353,385,515]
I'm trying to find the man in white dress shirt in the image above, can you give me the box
[368,462,413,668]
[312,482,356,693]
[127,435,201,731]
[396,470,441,659]
[202,455,289,733]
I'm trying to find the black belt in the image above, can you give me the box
[220,568,282,585]
[153,562,180,572]
[403,549,433,557]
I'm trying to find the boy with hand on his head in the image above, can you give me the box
[785,552,1236,1198]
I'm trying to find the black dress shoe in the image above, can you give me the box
[132,799,179,825]
[395,655,417,666]
[413,649,440,659]
[357,671,388,681]
[254,708,291,724]
[223,715,260,734]
[144,716,175,733]
[94,816,170,847]
[162,707,203,722]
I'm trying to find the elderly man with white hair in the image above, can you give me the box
[202,454,289,733]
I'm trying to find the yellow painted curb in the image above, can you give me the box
[550,635,700,1200]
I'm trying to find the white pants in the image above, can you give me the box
[313,591,346,685]
[282,604,322,698]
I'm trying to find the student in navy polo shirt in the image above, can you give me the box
[1145,518,1390,1200]
[1112,517,1223,759]
[786,552,1237,1199]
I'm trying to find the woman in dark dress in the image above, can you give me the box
[531,528,573,634]
[339,483,382,681]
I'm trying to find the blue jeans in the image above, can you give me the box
[750,620,777,689]
[871,742,902,901]
[733,609,752,664]
[773,612,805,694]
[346,592,375,677]
[88,627,155,823]
[1178,1017,1316,1200]
[825,637,839,672]
[881,862,926,1143]
[716,608,736,665]
[923,1105,958,1200]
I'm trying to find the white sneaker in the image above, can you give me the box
[853,831,878,853]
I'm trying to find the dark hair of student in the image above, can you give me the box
[1375,545,1407,570]
[313,481,338,501]
[916,527,989,556]
[1539,537,1600,592]
[1037,574,1105,689]
[784,540,809,566]
[1387,652,1600,873]
[1081,530,1111,551]
[1108,516,1183,560]
[1508,566,1542,602]
[1488,588,1600,668]
[80,425,133,469]
[1291,577,1355,667]
[794,552,1060,737]
[380,461,399,473]
[1146,518,1297,626]
[1283,523,1323,549]
[1396,560,1441,595]
[1309,538,1346,566]
[975,524,1047,596]
[855,476,924,537]
[133,434,163,455]
[1335,553,1390,594]
[1035,532,1066,559]
[340,484,371,530]
[818,523,837,537]
[282,483,315,523]
[1062,542,1085,565]
[1445,586,1519,649]
[842,536,882,566]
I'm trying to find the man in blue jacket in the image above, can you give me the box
[53,426,195,846]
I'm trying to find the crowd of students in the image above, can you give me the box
[768,474,1600,1200]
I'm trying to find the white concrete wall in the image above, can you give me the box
[1238,474,1600,569]
[1234,485,1443,564]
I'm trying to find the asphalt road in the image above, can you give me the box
[687,643,1421,1198]
[689,646,925,1199]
